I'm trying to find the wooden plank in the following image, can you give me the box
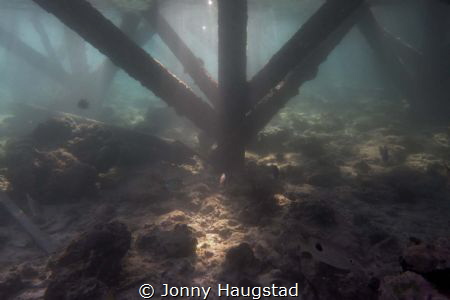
[0,191,56,255]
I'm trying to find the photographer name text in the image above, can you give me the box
[139,283,300,299]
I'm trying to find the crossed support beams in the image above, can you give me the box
[30,0,367,170]
[212,0,365,166]
[32,0,219,137]
[35,0,439,171]
[216,0,365,153]
[94,7,219,108]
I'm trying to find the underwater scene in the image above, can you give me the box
[0,0,449,299]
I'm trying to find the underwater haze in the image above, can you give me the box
[0,0,449,299]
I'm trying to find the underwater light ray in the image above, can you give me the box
[143,5,220,107]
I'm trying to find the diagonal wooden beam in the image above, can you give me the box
[0,24,70,83]
[30,12,63,70]
[357,4,421,103]
[92,12,145,107]
[246,6,362,141]
[247,0,364,110]
[358,3,450,118]
[143,7,220,107]
[32,0,219,137]
[381,30,423,76]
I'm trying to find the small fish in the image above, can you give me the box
[219,173,226,187]
[378,145,389,164]
[77,98,90,110]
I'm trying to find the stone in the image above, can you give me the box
[384,166,447,202]
[19,264,39,279]
[307,164,342,187]
[400,238,450,294]
[401,241,450,274]
[248,127,293,154]
[54,221,131,283]
[136,224,197,258]
[32,117,75,147]
[5,147,97,203]
[45,275,110,300]
[0,273,24,300]
[44,221,131,300]
[288,136,327,158]
[291,200,337,228]
[39,150,98,203]
[379,271,447,300]
[223,243,256,272]
[354,160,371,174]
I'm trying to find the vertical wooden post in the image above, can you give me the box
[217,0,248,171]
